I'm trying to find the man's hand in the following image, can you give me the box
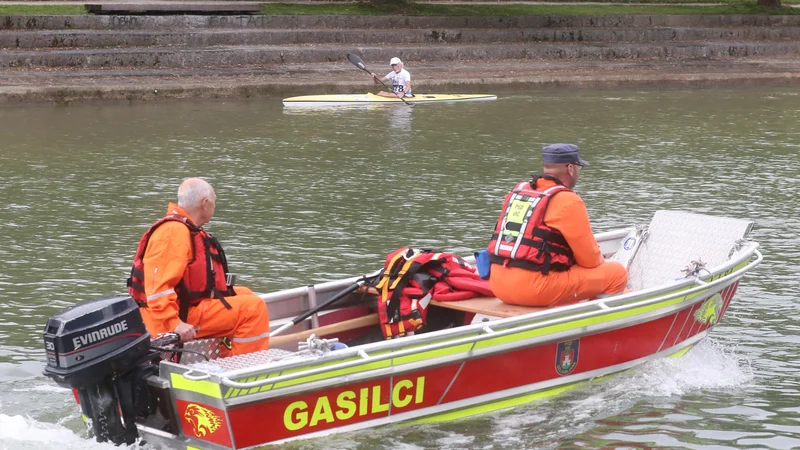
[371,73,380,84]
[174,321,196,342]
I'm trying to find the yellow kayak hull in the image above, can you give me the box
[282,93,497,107]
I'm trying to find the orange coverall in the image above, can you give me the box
[138,203,270,356]
[490,179,628,307]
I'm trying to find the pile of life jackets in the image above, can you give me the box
[373,247,493,339]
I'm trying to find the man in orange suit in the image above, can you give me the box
[488,144,627,306]
[128,178,270,355]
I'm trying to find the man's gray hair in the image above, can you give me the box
[177,178,214,209]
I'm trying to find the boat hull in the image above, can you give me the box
[282,93,497,107]
[52,211,758,449]
[139,245,759,449]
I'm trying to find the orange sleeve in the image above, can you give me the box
[544,191,604,268]
[142,221,192,335]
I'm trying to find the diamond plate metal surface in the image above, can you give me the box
[159,338,223,365]
[187,348,300,373]
[627,210,754,291]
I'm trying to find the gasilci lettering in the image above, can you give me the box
[72,320,129,349]
[283,376,426,431]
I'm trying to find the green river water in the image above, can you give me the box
[0,87,798,449]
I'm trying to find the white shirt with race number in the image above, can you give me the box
[385,69,411,95]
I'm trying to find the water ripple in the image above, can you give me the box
[0,88,798,449]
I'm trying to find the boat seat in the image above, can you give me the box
[269,313,379,347]
[431,297,547,318]
[365,286,547,318]
[626,210,754,291]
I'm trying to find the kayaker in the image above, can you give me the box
[487,144,628,307]
[371,57,412,98]
[127,177,270,356]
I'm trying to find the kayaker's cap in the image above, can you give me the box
[390,57,402,66]
[542,143,589,166]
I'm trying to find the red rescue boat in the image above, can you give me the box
[42,210,762,449]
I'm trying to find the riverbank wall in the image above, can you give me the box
[2,13,800,104]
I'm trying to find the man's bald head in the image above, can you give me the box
[177,178,216,226]
[178,178,214,209]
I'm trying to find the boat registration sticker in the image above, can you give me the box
[555,339,580,375]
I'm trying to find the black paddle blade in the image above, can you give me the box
[347,52,368,71]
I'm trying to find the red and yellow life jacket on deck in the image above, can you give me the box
[127,215,232,320]
[374,247,494,339]
[488,175,576,275]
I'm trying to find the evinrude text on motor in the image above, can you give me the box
[42,295,179,445]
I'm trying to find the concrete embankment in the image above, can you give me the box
[2,13,800,104]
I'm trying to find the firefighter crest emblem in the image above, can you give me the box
[555,339,580,375]
[694,293,724,325]
[184,403,222,437]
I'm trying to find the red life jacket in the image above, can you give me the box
[487,175,576,275]
[374,248,494,339]
[127,215,232,320]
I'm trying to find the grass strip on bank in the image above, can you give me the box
[261,2,800,14]
[0,5,85,14]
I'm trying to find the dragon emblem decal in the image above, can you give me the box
[184,403,222,437]
[694,293,723,325]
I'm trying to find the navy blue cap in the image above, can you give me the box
[542,143,589,166]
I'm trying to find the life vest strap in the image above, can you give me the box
[386,255,426,322]
[531,227,570,249]
[488,253,570,275]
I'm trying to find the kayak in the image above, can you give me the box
[282,93,497,107]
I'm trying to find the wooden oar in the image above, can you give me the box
[347,53,413,107]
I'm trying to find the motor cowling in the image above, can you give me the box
[43,295,156,445]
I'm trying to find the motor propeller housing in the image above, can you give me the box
[43,295,155,445]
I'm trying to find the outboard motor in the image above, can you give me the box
[43,295,162,445]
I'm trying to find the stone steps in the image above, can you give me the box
[3,13,800,103]
[3,14,800,31]
[3,41,800,69]
[3,57,800,105]
[5,26,800,50]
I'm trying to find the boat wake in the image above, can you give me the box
[617,338,754,398]
[0,413,120,450]
[486,338,754,449]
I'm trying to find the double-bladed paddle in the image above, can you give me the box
[268,268,383,338]
[347,53,413,107]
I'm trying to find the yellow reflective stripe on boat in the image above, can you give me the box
[474,293,689,350]
[412,380,583,424]
[225,371,282,398]
[170,372,221,399]
[225,375,261,398]
[669,345,694,358]
[270,354,393,389]
[472,265,746,351]
[391,337,477,366]
[222,262,745,398]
